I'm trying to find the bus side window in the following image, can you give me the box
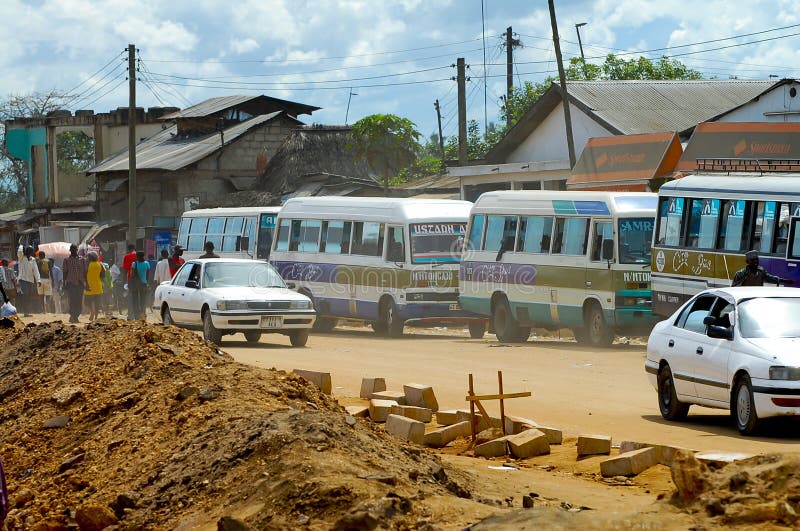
[519,216,553,253]
[484,216,517,252]
[718,200,749,252]
[275,219,291,252]
[788,218,800,260]
[590,221,612,261]
[386,226,405,262]
[299,220,321,252]
[467,215,485,250]
[656,197,684,246]
[686,199,703,248]
[188,217,208,251]
[352,222,383,256]
[178,217,190,248]
[288,220,303,252]
[554,217,589,255]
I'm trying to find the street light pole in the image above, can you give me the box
[345,88,358,125]
[575,22,588,79]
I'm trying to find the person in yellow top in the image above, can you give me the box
[84,251,104,321]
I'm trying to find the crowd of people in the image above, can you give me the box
[0,239,221,322]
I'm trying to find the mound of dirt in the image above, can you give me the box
[0,319,476,529]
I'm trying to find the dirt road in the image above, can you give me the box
[223,325,800,454]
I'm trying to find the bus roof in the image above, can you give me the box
[182,206,281,217]
[471,190,656,216]
[659,174,800,199]
[278,196,473,223]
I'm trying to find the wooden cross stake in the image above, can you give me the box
[466,370,531,445]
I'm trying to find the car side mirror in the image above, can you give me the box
[707,324,733,340]
[185,280,199,289]
[601,239,614,261]
[703,315,716,326]
[286,282,296,290]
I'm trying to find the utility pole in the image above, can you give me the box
[548,1,576,168]
[127,43,137,244]
[575,23,588,79]
[457,58,467,166]
[506,26,513,126]
[434,99,445,159]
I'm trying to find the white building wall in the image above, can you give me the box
[717,81,800,123]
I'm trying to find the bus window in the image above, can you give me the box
[618,218,654,264]
[753,202,776,254]
[697,199,720,249]
[553,217,589,255]
[321,221,352,254]
[657,197,684,246]
[410,223,464,263]
[275,219,291,251]
[387,226,406,262]
[222,217,244,252]
[467,215,485,250]
[256,214,274,258]
[686,199,703,248]
[718,200,748,251]
[352,222,383,256]
[288,220,303,252]
[299,220,321,252]
[789,218,800,260]
[484,216,517,252]
[188,217,208,251]
[518,216,553,254]
[205,217,225,250]
[590,221,613,261]
[178,217,190,248]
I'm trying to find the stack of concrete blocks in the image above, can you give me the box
[473,428,551,459]
[385,414,425,444]
[362,378,441,426]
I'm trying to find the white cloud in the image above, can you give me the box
[230,38,259,55]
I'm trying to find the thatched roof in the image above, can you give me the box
[256,126,380,195]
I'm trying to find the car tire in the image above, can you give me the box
[203,310,222,345]
[289,329,309,347]
[313,316,338,333]
[658,365,690,421]
[381,299,404,338]
[732,374,759,435]
[468,321,486,339]
[492,297,527,343]
[161,305,173,326]
[584,302,614,347]
[244,331,261,343]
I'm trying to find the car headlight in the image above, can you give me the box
[216,300,249,311]
[290,300,312,309]
[769,366,800,380]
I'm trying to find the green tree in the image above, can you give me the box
[347,114,421,195]
[57,131,95,174]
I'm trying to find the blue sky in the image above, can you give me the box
[2,0,799,141]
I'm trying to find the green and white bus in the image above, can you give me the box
[269,196,484,337]
[459,190,659,345]
[177,207,280,260]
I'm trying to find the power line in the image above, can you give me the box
[68,70,127,110]
[80,79,127,110]
[63,60,126,107]
[148,76,452,91]
[62,51,126,97]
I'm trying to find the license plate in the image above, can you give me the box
[449,303,461,311]
[261,316,283,328]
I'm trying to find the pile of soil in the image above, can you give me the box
[0,319,479,529]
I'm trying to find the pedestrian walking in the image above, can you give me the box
[84,251,104,321]
[16,245,41,317]
[62,244,87,323]
[122,244,137,320]
[36,251,53,313]
[101,262,114,315]
[129,251,150,320]
[199,241,220,259]
[154,249,172,284]
[0,260,16,306]
[51,263,63,314]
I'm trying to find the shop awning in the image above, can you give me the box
[567,132,683,191]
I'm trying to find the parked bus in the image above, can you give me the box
[459,190,659,346]
[651,172,800,316]
[177,207,280,260]
[269,196,484,337]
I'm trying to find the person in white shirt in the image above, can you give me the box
[154,249,172,285]
[16,245,41,316]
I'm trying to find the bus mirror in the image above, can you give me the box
[601,239,614,261]
[238,236,250,251]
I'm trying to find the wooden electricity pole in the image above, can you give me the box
[548,0,576,168]
[457,58,467,166]
[127,43,137,244]
[506,26,513,126]
[434,99,445,159]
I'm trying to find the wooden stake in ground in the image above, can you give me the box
[466,371,531,445]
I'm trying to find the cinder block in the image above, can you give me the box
[424,421,472,448]
[385,414,425,445]
[600,447,657,477]
[577,434,612,457]
[360,377,387,399]
[505,415,539,435]
[371,390,406,404]
[369,399,399,423]
[435,409,461,426]
[345,405,369,418]
[403,383,439,411]
[506,429,550,459]
[533,425,562,445]
[474,438,508,458]
[619,441,694,466]
[292,369,332,395]
[389,405,433,423]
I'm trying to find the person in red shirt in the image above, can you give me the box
[121,244,137,321]
[168,245,185,276]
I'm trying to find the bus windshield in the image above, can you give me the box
[618,217,654,264]
[410,222,466,263]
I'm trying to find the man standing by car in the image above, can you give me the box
[168,245,185,276]
[732,250,796,287]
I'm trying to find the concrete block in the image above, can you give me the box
[360,377,387,399]
[506,429,550,459]
[371,390,406,405]
[577,434,612,457]
[435,409,461,426]
[505,415,539,434]
[369,399,399,423]
[619,441,694,466]
[600,447,657,477]
[474,438,508,458]
[534,426,563,445]
[389,404,433,423]
[456,410,501,431]
[345,405,369,418]
[292,369,332,395]
[424,421,472,448]
[385,414,425,445]
[403,383,439,411]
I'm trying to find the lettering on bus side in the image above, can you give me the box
[410,224,466,235]
[411,271,453,282]
[623,272,651,283]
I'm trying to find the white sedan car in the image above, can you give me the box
[646,287,800,435]
[154,259,316,347]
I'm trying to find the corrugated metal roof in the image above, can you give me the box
[159,95,320,120]
[565,80,774,135]
[89,112,296,173]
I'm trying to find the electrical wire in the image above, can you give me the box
[79,79,127,110]
[147,76,452,91]
[62,51,126,98]
[68,70,127,110]
[64,60,126,107]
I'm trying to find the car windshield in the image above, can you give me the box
[410,222,466,264]
[202,262,286,289]
[618,217,654,264]
[738,297,800,338]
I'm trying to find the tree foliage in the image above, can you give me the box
[57,131,95,174]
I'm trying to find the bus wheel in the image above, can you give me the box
[381,299,404,338]
[468,321,486,339]
[313,317,338,333]
[584,302,613,347]
[493,297,527,343]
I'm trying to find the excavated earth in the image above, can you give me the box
[0,318,798,530]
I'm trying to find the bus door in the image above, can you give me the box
[382,225,406,294]
[587,219,613,304]
[257,213,276,259]
[653,197,688,315]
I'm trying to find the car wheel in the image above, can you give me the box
[381,299,404,338]
[492,297,527,343]
[203,310,222,345]
[658,365,690,421]
[244,331,261,343]
[584,302,614,347]
[732,374,759,435]
[313,316,338,333]
[289,329,309,347]
[468,321,486,339]
[161,305,173,326]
